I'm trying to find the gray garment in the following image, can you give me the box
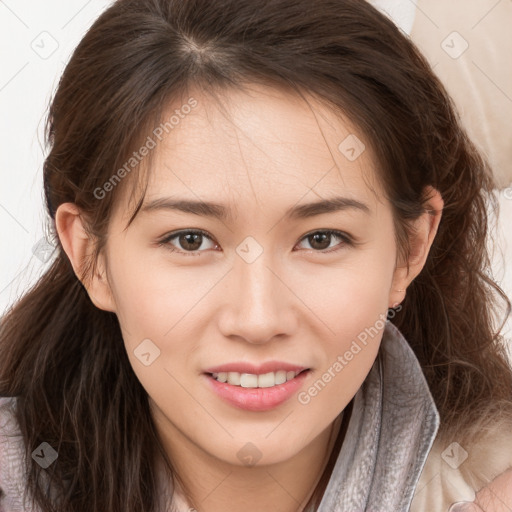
[315,320,440,512]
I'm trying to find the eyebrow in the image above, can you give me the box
[140,196,371,221]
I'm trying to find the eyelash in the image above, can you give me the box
[157,228,354,257]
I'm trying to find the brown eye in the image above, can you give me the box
[178,232,203,251]
[307,232,331,250]
[159,229,217,256]
[296,230,352,253]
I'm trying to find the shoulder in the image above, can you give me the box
[0,396,33,511]
[410,423,512,512]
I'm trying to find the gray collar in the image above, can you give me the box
[317,320,440,512]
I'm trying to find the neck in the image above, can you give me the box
[153,409,345,512]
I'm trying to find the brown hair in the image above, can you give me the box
[1,0,511,510]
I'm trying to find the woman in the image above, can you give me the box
[1,0,511,510]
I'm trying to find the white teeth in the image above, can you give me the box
[227,372,241,385]
[275,370,287,385]
[211,370,303,387]
[257,372,275,388]
[240,373,259,388]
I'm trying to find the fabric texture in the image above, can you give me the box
[1,321,512,511]
[314,321,439,511]
[0,397,31,512]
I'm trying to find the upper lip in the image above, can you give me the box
[203,361,309,375]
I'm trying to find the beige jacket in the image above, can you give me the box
[409,12,512,500]
[411,429,512,511]
[409,0,512,190]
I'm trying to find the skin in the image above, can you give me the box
[450,468,512,511]
[56,83,443,512]
[474,468,512,511]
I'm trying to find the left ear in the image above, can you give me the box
[388,186,444,308]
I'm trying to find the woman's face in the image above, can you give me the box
[99,83,404,466]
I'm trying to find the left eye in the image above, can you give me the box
[158,229,352,256]
[158,229,218,256]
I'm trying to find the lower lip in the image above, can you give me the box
[204,370,311,412]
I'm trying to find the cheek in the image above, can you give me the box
[302,251,394,404]
[305,248,394,337]
[106,249,199,339]
[301,302,386,417]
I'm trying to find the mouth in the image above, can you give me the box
[206,368,310,388]
[203,368,312,411]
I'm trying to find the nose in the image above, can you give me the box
[217,250,298,345]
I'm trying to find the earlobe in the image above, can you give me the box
[55,202,116,313]
[388,186,444,307]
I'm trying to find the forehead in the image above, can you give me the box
[117,83,386,225]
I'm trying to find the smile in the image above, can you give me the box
[204,369,311,411]
[210,369,307,388]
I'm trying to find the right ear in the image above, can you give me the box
[55,202,117,313]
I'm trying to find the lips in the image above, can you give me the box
[202,361,312,411]
[211,368,308,388]
[203,361,309,375]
